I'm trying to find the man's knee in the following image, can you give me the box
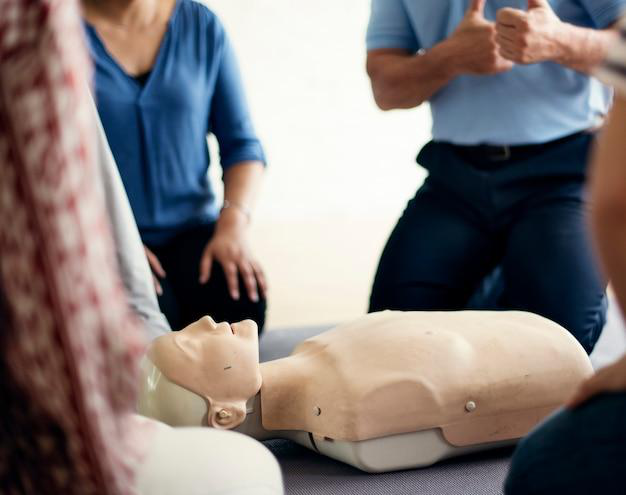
[369,283,464,313]
[369,286,425,313]
[509,293,608,354]
[556,297,607,354]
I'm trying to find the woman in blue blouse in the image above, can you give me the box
[82,0,268,331]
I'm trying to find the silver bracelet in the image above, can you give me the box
[221,199,251,223]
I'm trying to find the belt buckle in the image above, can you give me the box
[491,145,511,162]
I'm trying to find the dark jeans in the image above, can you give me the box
[146,223,266,332]
[505,393,626,495]
[370,133,606,353]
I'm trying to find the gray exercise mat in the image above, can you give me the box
[265,439,513,495]
[259,325,512,495]
[260,325,332,363]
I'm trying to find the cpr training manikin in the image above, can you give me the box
[138,311,593,472]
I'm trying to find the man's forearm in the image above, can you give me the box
[554,24,618,74]
[367,43,458,111]
[369,2,514,111]
[496,3,618,74]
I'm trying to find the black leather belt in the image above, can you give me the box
[449,131,590,167]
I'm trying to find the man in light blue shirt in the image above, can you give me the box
[367,0,625,352]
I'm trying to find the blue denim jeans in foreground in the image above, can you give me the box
[504,393,626,495]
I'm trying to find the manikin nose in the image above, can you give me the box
[215,321,234,335]
[200,315,217,327]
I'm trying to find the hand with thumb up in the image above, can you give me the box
[496,0,564,65]
[445,0,514,76]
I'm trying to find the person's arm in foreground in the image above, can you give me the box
[0,0,150,492]
[92,95,171,339]
[367,0,513,110]
[495,0,618,73]
[567,95,626,407]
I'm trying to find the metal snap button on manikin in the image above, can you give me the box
[313,406,322,416]
[465,401,477,413]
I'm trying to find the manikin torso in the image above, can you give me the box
[138,311,593,472]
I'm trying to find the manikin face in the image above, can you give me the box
[148,316,262,429]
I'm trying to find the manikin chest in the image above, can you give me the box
[260,311,591,470]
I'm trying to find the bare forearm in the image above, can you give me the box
[219,161,264,228]
[496,3,618,74]
[367,43,458,111]
[591,97,626,311]
[555,24,618,74]
[201,161,267,296]
[594,214,626,310]
[368,3,514,111]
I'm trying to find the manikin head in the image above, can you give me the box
[142,316,262,429]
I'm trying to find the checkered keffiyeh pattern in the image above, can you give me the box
[0,1,152,493]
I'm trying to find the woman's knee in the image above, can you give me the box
[557,297,607,354]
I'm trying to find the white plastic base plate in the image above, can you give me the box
[282,429,516,473]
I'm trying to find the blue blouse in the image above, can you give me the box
[85,0,266,245]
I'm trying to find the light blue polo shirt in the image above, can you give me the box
[367,0,626,145]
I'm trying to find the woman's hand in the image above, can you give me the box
[144,245,166,295]
[567,354,626,408]
[198,209,266,302]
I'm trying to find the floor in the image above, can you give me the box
[267,439,514,495]
[205,0,430,330]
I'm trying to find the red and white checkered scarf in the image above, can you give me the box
[0,1,152,493]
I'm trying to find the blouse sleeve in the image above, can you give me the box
[209,21,266,170]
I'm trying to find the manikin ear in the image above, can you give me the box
[206,400,247,430]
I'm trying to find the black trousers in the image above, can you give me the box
[146,223,267,332]
[370,133,606,353]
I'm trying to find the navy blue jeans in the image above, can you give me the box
[505,393,626,494]
[370,133,606,353]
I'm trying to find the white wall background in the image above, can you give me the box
[204,0,432,328]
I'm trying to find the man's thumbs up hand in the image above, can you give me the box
[495,0,563,65]
[466,0,486,18]
[527,0,551,9]
[443,0,514,76]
